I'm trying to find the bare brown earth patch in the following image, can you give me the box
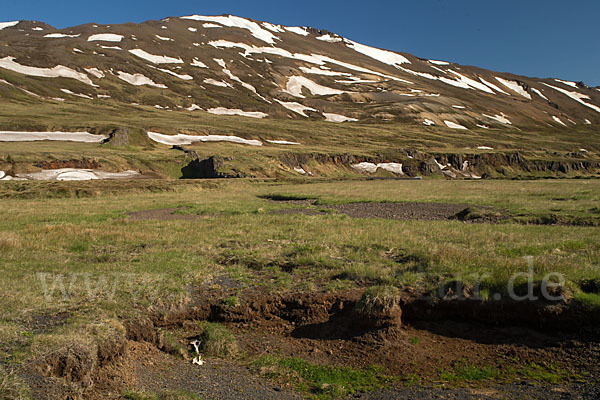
[126,208,208,221]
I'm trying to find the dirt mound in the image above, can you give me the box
[127,208,208,221]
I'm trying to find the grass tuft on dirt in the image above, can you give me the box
[0,366,31,400]
[196,322,239,358]
[253,355,394,399]
[122,389,202,400]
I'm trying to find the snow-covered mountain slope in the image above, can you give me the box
[0,15,598,130]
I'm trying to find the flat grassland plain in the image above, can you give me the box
[1,176,599,399]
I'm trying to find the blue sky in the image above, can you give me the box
[2,0,598,86]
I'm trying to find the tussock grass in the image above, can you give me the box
[0,366,31,400]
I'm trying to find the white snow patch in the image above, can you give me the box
[87,33,123,42]
[44,33,80,38]
[73,48,84,53]
[542,83,600,113]
[203,78,231,88]
[155,35,173,41]
[147,131,263,146]
[554,79,578,88]
[552,116,567,127]
[479,77,508,94]
[476,124,490,129]
[15,168,140,181]
[188,27,197,32]
[448,70,495,94]
[84,67,105,79]
[262,22,284,33]
[531,87,548,100]
[293,167,307,175]
[452,105,466,109]
[0,56,95,86]
[316,34,342,43]
[274,99,317,117]
[0,21,20,30]
[129,49,183,64]
[186,104,202,111]
[444,120,468,130]
[477,146,493,150]
[352,162,403,174]
[0,171,4,179]
[267,140,300,145]
[97,94,110,99]
[157,68,193,80]
[345,39,410,66]
[323,113,358,123]
[100,46,122,50]
[284,76,346,98]
[584,119,592,125]
[495,77,531,99]
[482,113,511,124]
[181,15,278,44]
[191,58,208,68]
[429,60,449,65]
[116,71,167,88]
[32,27,44,31]
[207,107,268,119]
[299,66,351,77]
[423,119,435,126]
[202,23,222,28]
[0,131,106,143]
[285,26,309,36]
[60,88,93,99]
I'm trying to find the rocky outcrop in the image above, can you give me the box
[101,127,129,147]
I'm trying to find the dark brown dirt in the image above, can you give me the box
[127,208,208,221]
[326,202,469,220]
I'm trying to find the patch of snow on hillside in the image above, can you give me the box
[202,23,222,28]
[60,89,93,99]
[479,77,508,94]
[155,35,173,41]
[266,140,300,145]
[207,107,268,119]
[188,27,197,32]
[73,48,84,53]
[116,71,167,88]
[284,76,346,98]
[186,104,202,111]
[345,39,410,66]
[542,83,600,113]
[585,119,592,125]
[495,77,531,99]
[316,34,342,43]
[157,68,193,80]
[0,21,20,30]
[452,105,466,109]
[477,146,493,150]
[299,66,351,76]
[14,168,139,181]
[101,46,122,50]
[84,67,105,79]
[528,88,547,102]
[0,131,106,143]
[554,79,578,88]
[181,15,279,44]
[444,120,468,130]
[148,131,263,146]
[191,58,208,68]
[274,99,317,117]
[448,70,494,94]
[483,113,511,124]
[262,22,284,33]
[352,162,403,174]
[129,49,183,64]
[429,60,449,65]
[0,56,95,86]
[285,26,309,36]
[323,113,358,123]
[44,33,80,38]
[423,119,435,126]
[476,124,490,129]
[32,27,44,31]
[204,78,231,88]
[552,116,567,127]
[87,33,123,42]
